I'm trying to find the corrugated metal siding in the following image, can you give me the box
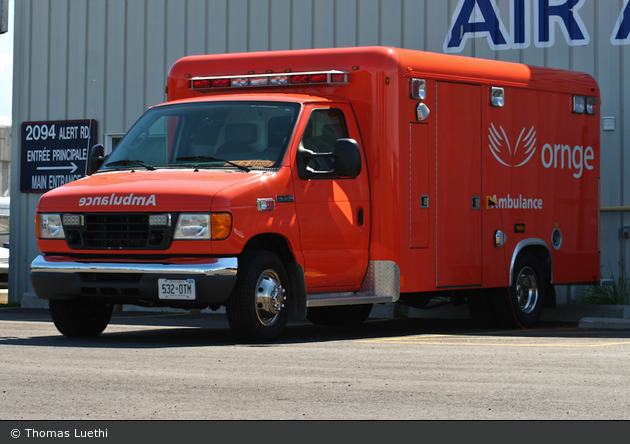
[10,0,630,302]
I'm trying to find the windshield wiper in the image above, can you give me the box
[176,156,251,172]
[104,159,156,171]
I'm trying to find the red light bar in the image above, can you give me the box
[192,79,212,89]
[330,73,346,83]
[231,77,249,87]
[190,70,349,90]
[211,78,230,88]
[270,75,289,85]
[250,77,270,87]
[309,74,328,83]
[290,75,309,84]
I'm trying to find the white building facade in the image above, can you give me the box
[10,0,630,307]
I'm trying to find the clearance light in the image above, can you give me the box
[586,97,598,115]
[572,95,598,116]
[190,70,349,90]
[410,78,426,100]
[257,198,276,212]
[572,95,585,114]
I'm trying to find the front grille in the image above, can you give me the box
[64,213,175,250]
[84,214,149,248]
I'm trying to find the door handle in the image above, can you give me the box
[472,196,480,210]
[421,195,429,208]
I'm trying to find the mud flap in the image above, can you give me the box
[287,262,307,320]
[544,283,556,308]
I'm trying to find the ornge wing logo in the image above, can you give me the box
[488,123,537,167]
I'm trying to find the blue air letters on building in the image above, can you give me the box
[444,0,630,53]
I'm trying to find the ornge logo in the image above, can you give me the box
[488,123,595,178]
[488,123,537,168]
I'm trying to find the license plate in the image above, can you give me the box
[158,278,196,300]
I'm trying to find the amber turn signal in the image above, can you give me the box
[211,213,232,240]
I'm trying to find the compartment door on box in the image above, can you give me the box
[410,123,430,249]
[436,82,482,287]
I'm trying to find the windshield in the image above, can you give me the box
[101,101,301,171]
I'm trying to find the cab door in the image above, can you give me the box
[292,104,370,291]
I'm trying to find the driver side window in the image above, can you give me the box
[301,108,349,172]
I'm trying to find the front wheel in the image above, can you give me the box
[226,251,290,342]
[49,298,114,337]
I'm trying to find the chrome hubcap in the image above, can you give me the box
[515,266,538,314]
[255,269,286,326]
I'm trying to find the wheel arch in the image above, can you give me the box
[510,239,553,286]
[240,233,307,320]
[241,233,296,266]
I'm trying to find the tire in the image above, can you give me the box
[495,252,546,328]
[226,251,290,342]
[49,298,114,338]
[306,304,373,326]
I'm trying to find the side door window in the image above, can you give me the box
[300,108,349,173]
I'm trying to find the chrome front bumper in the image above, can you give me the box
[30,255,238,276]
[29,255,238,305]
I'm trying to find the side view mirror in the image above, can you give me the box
[333,138,362,178]
[86,144,104,175]
[296,138,362,180]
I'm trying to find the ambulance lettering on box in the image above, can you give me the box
[30,46,600,342]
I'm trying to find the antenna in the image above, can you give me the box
[84,79,96,176]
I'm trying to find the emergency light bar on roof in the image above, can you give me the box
[190,70,349,90]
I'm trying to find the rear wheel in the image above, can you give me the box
[49,298,114,337]
[226,251,289,342]
[495,252,546,328]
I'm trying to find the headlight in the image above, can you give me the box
[174,214,211,240]
[37,214,66,239]
[174,213,232,240]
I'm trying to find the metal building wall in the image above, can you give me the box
[10,0,630,304]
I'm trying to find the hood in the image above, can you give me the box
[36,169,268,213]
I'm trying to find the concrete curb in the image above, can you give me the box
[372,302,630,330]
[578,317,630,330]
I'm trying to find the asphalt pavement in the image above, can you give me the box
[2,306,630,421]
